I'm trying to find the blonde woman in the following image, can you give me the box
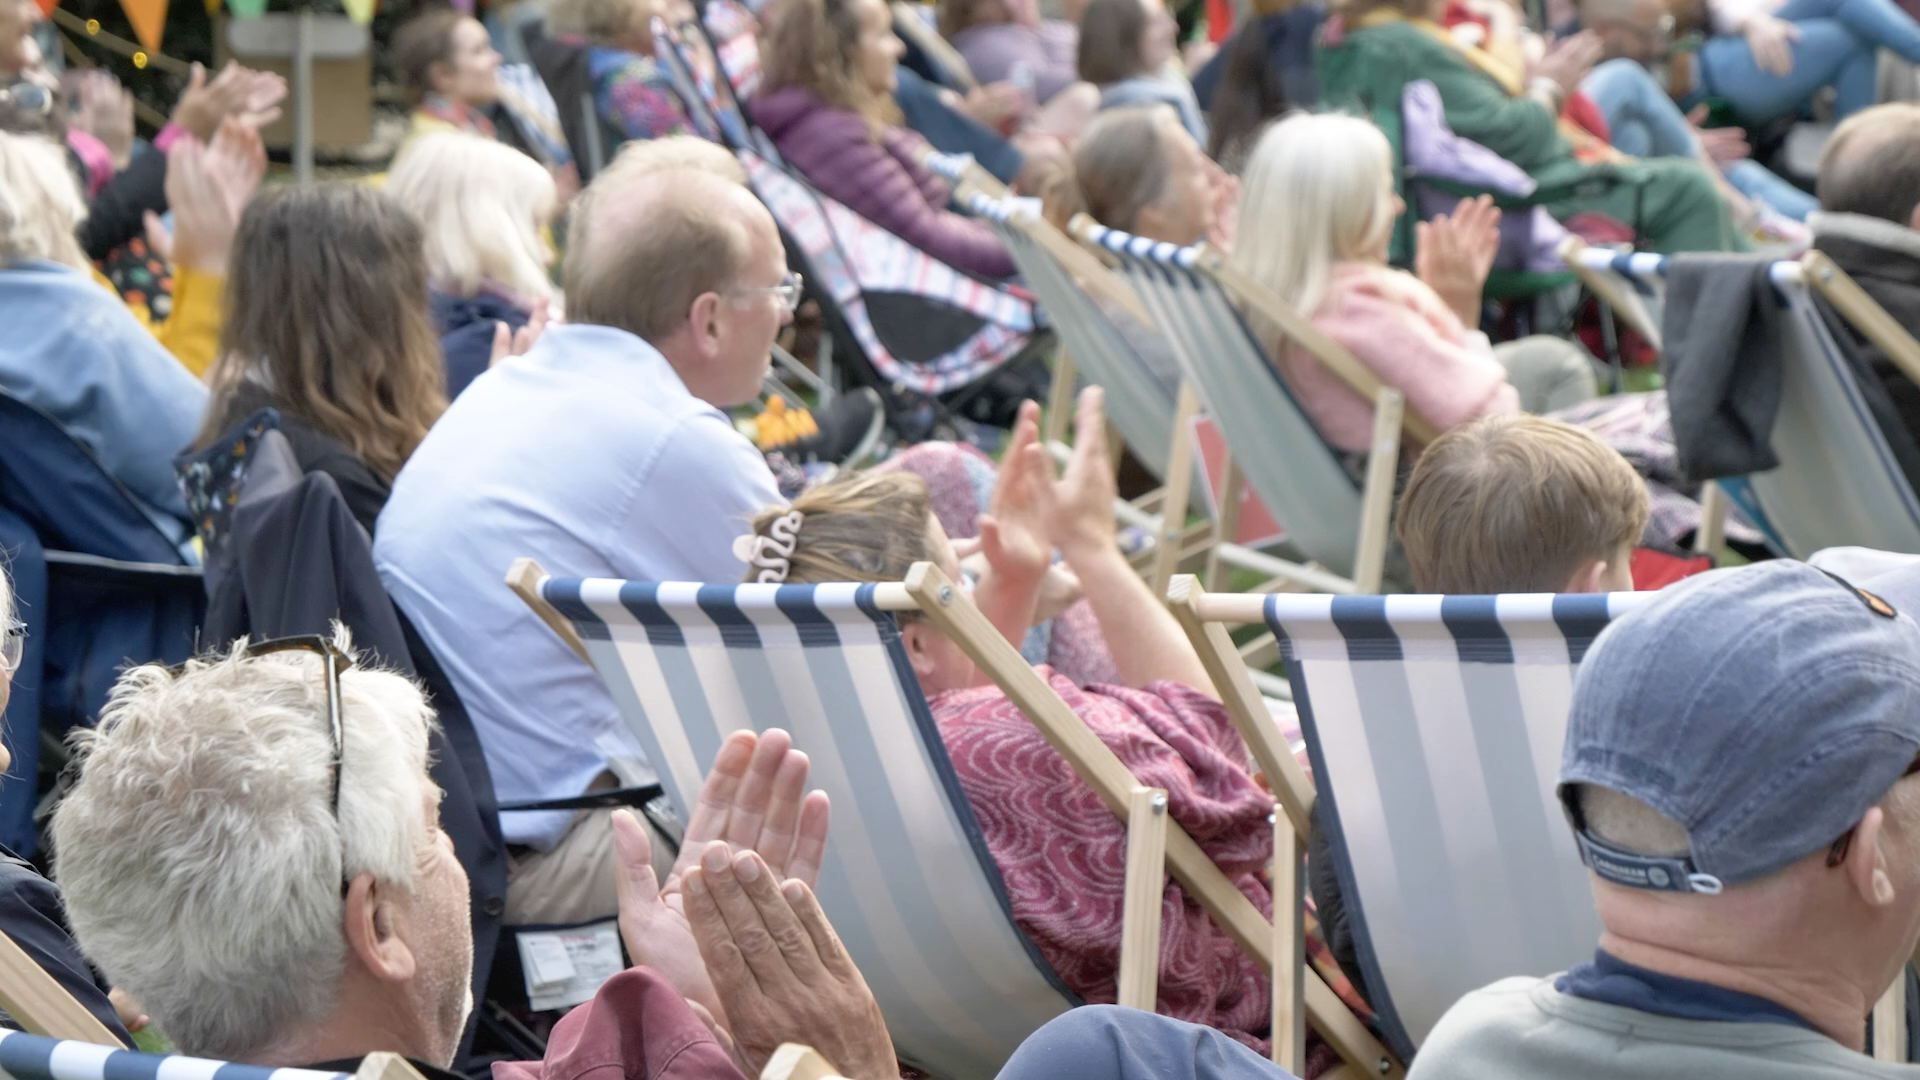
[387,131,557,399]
[1232,111,1597,457]
[0,129,207,548]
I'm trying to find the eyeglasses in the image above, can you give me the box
[1,619,23,675]
[170,636,355,818]
[0,82,53,119]
[730,270,804,313]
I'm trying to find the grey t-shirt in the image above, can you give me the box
[1410,977,1920,1080]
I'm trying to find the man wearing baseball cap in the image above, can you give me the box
[1412,560,1920,1079]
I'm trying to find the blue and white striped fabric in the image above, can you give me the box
[1571,250,1920,558]
[0,1031,346,1080]
[1079,223,1369,579]
[538,578,1077,1080]
[1266,591,1655,1060]
[967,196,1183,481]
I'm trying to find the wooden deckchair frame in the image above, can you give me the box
[1064,216,1431,595]
[510,560,1401,1078]
[890,2,977,90]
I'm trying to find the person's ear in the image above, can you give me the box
[898,622,940,681]
[1562,558,1609,594]
[1906,202,1920,234]
[689,291,725,358]
[1846,806,1899,908]
[343,872,419,983]
[427,59,455,95]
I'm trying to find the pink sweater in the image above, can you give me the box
[1272,262,1519,452]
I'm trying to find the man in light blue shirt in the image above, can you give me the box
[375,144,794,924]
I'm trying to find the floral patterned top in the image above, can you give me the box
[588,46,693,141]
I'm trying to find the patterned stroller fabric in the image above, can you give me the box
[656,21,1040,396]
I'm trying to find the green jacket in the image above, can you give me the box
[1316,19,1741,256]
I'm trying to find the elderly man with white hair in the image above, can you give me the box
[48,633,845,1079]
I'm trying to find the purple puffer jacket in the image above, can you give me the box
[749,85,1016,279]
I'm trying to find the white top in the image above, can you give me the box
[374,323,783,848]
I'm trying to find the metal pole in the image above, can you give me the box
[293,7,314,183]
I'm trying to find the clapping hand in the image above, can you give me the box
[1046,386,1117,564]
[155,116,265,277]
[1415,194,1502,328]
[488,297,551,367]
[72,70,135,169]
[978,400,1056,588]
[170,62,287,140]
[684,845,897,1080]
[1742,13,1800,76]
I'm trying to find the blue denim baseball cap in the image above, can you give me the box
[1558,560,1920,894]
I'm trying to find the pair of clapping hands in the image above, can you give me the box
[612,728,896,1080]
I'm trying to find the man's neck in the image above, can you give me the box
[1598,931,1873,1051]
[245,1001,436,1071]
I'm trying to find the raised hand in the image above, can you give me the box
[1047,386,1117,564]
[1742,13,1800,76]
[488,297,551,367]
[1529,30,1603,97]
[74,71,135,169]
[683,845,897,1080]
[672,728,830,887]
[978,400,1055,588]
[612,808,726,1027]
[163,117,266,277]
[1415,194,1502,328]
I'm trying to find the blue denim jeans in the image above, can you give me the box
[893,66,1025,184]
[1694,0,1920,121]
[1582,58,1819,219]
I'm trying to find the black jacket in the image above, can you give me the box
[1659,252,1785,483]
[211,383,391,535]
[0,849,131,1044]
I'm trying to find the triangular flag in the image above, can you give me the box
[341,0,375,24]
[226,0,265,18]
[31,0,54,18]
[202,0,219,17]
[117,0,167,53]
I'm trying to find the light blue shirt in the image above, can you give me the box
[0,260,206,553]
[374,323,783,848]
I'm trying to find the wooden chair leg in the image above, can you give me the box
[1352,388,1404,594]
[1272,808,1306,1074]
[1695,481,1728,557]
[1117,785,1171,1012]
[1205,453,1243,593]
[1874,974,1909,1062]
[1045,349,1077,447]
[1152,384,1204,596]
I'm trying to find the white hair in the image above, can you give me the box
[385,131,558,303]
[51,631,438,1060]
[0,130,89,270]
[1231,112,1398,332]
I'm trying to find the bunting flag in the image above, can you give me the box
[31,0,54,17]
[341,0,376,24]
[225,0,266,18]
[117,0,167,52]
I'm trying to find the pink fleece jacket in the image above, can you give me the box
[1272,261,1519,451]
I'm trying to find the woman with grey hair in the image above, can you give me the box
[0,570,133,1042]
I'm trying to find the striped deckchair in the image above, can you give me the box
[1168,578,1654,1060]
[509,559,1400,1080]
[1563,243,1920,559]
[1070,219,1438,594]
[0,1033,425,1080]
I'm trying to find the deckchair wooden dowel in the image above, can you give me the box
[0,928,122,1044]
[1803,250,1920,389]
[1352,388,1404,595]
[761,1043,852,1080]
[1117,786,1170,1012]
[904,563,1398,1077]
[507,558,591,664]
[1194,247,1439,448]
[1045,350,1077,447]
[1695,481,1728,556]
[1873,975,1909,1062]
[1272,811,1306,1074]
[354,1052,432,1080]
[1150,384,1204,596]
[1203,453,1243,593]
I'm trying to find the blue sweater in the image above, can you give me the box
[0,260,207,548]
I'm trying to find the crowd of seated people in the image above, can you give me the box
[18,0,1920,1076]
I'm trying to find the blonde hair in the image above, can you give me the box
[387,131,558,303]
[0,130,89,270]
[744,472,934,617]
[547,0,652,47]
[1396,414,1650,594]
[1232,112,1397,328]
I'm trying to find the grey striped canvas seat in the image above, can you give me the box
[536,577,1076,1080]
[1075,225,1377,585]
[1569,247,1920,558]
[1266,591,1654,1060]
[0,1031,347,1080]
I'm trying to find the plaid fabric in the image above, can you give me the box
[741,150,1035,394]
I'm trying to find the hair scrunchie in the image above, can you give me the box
[730,510,805,584]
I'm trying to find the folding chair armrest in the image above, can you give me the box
[355,1054,433,1080]
[1558,236,1663,350]
[507,557,591,663]
[0,928,122,1044]
[760,1045,851,1080]
[497,783,665,813]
